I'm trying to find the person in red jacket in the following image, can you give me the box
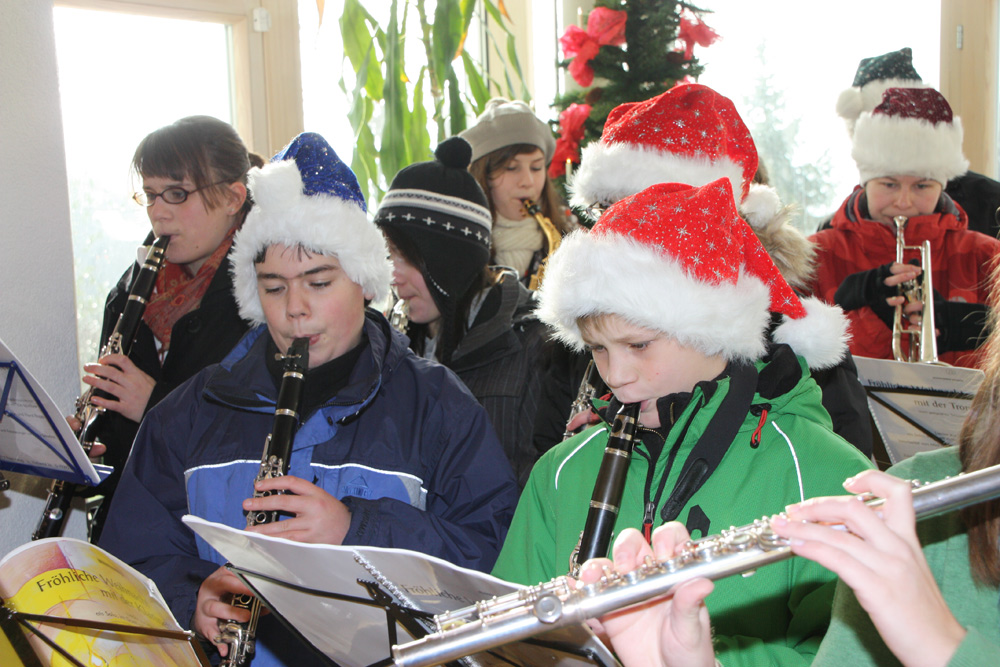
[810,87,1000,367]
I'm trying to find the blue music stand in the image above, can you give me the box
[0,337,109,487]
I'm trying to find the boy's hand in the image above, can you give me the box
[578,525,716,667]
[193,566,255,658]
[243,475,351,544]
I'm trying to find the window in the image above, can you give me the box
[53,5,235,367]
[696,0,940,232]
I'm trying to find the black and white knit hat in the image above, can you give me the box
[837,47,929,136]
[853,87,968,186]
[374,137,493,317]
[231,132,392,326]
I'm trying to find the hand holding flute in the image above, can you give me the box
[589,469,966,667]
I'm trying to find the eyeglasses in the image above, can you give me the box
[132,180,229,207]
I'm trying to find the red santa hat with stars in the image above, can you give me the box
[568,83,784,233]
[538,179,848,368]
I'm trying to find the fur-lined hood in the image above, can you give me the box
[740,184,816,291]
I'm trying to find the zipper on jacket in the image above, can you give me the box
[636,425,666,544]
[749,403,771,448]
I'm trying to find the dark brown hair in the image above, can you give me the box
[959,258,1000,584]
[131,115,261,218]
[468,143,571,250]
[383,226,498,365]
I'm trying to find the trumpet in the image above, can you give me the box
[391,463,1000,667]
[891,215,941,364]
[523,199,561,291]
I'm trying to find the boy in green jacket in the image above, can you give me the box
[492,179,873,666]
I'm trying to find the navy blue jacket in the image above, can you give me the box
[99,310,517,666]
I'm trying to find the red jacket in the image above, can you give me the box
[809,188,999,367]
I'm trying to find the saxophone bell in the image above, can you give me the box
[522,198,561,291]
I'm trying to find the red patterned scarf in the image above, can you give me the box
[143,226,237,355]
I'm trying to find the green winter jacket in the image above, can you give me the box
[492,346,873,667]
[813,446,1000,667]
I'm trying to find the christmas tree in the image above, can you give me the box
[550,1,718,189]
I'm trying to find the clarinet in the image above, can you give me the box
[569,402,640,575]
[392,463,1000,667]
[217,337,309,667]
[32,235,170,541]
[562,359,601,441]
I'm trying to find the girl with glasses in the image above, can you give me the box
[77,115,262,540]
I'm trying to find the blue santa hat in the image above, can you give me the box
[231,132,392,325]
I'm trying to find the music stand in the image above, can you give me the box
[0,599,212,667]
[854,356,984,467]
[185,516,620,667]
[0,336,110,486]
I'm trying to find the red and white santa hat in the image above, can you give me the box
[538,179,848,368]
[852,87,968,186]
[569,84,757,209]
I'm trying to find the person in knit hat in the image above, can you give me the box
[545,82,872,456]
[810,87,1000,368]
[460,98,574,285]
[834,47,1000,237]
[99,132,518,666]
[492,179,873,667]
[374,136,548,486]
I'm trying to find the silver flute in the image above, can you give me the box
[392,463,1000,667]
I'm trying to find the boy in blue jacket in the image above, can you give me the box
[99,132,518,666]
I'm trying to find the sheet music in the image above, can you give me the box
[0,337,105,484]
[0,538,203,665]
[185,515,619,667]
[854,356,984,464]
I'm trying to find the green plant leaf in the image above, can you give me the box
[339,0,384,99]
[409,67,432,159]
[460,51,489,110]
[446,69,466,135]
[381,0,409,182]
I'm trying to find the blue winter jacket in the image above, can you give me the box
[99,310,518,666]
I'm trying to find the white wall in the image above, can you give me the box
[0,0,89,551]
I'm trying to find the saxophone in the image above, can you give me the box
[392,463,1000,667]
[217,337,310,666]
[33,235,170,541]
[568,402,640,576]
[523,199,561,291]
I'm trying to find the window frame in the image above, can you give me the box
[54,0,303,158]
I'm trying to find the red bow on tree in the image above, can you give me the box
[559,7,627,87]
[677,11,720,60]
[550,103,592,179]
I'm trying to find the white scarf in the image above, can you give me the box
[492,213,544,278]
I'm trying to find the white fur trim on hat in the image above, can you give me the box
[772,297,850,370]
[738,184,784,231]
[230,160,392,325]
[852,111,968,185]
[536,230,771,362]
[568,140,745,211]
